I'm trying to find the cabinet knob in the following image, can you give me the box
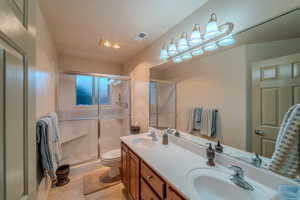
[147,175,153,180]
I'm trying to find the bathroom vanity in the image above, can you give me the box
[120,132,299,200]
[121,141,185,200]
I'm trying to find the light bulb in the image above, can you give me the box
[160,45,169,60]
[173,56,183,63]
[103,40,112,47]
[191,48,204,56]
[189,24,202,46]
[177,32,189,52]
[112,43,120,49]
[168,39,177,56]
[181,52,192,60]
[218,36,235,46]
[204,43,218,51]
[205,13,219,39]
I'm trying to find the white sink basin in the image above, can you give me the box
[131,136,155,148]
[186,167,276,200]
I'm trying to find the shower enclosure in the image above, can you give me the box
[149,80,176,129]
[58,72,130,165]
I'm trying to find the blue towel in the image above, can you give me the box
[36,120,56,179]
[193,108,202,131]
[211,109,218,137]
[279,185,300,200]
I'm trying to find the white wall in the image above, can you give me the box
[36,4,58,119]
[36,3,58,200]
[59,54,123,75]
[123,0,300,133]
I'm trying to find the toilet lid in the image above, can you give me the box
[102,149,121,160]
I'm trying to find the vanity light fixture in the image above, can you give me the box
[160,45,169,60]
[181,52,193,60]
[203,43,218,51]
[218,36,235,47]
[177,32,189,52]
[205,13,219,40]
[191,48,204,56]
[168,39,178,56]
[173,56,183,63]
[190,24,202,46]
[159,13,234,63]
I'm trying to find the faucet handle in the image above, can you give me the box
[228,165,244,178]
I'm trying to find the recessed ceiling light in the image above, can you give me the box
[99,39,120,49]
[135,32,147,40]
[112,43,120,49]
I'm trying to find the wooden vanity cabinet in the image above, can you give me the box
[121,142,140,200]
[129,150,140,200]
[167,185,186,200]
[121,144,129,189]
[121,142,186,200]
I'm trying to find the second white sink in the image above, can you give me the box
[186,167,276,200]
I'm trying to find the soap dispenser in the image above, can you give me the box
[206,143,215,167]
[215,140,223,153]
[162,130,168,145]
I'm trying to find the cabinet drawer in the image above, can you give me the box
[141,178,160,200]
[141,161,165,198]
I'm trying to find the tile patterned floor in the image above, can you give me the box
[48,167,129,200]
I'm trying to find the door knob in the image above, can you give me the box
[255,130,264,136]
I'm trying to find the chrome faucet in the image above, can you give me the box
[228,165,254,191]
[251,153,262,168]
[149,131,158,141]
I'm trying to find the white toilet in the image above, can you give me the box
[101,149,121,180]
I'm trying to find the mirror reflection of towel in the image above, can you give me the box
[189,108,217,137]
[193,108,202,131]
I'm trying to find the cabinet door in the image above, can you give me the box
[129,150,140,200]
[167,186,185,200]
[141,178,160,200]
[121,143,129,188]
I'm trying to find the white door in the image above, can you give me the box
[252,53,300,157]
[0,0,36,199]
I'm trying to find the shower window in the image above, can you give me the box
[75,75,110,106]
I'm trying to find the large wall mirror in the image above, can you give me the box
[150,9,300,181]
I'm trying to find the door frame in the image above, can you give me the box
[0,0,36,199]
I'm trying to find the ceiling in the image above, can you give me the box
[38,0,208,64]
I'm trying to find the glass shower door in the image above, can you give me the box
[98,78,130,156]
[58,73,99,165]
[149,81,176,129]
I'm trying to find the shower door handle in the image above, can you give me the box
[255,129,264,136]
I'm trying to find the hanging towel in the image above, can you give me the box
[37,114,63,180]
[211,109,218,137]
[193,108,202,131]
[268,104,300,179]
[199,108,217,137]
[36,120,56,179]
[49,112,63,161]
